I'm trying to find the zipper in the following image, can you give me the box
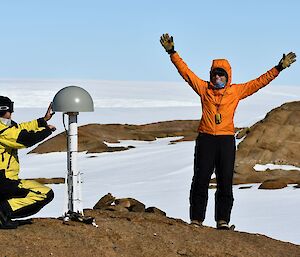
[213,87,228,135]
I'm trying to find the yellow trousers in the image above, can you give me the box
[0,179,54,219]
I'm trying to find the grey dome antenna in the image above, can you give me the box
[52,85,94,112]
[52,86,94,215]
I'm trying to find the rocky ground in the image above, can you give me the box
[0,209,299,257]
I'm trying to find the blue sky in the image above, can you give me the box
[0,0,299,85]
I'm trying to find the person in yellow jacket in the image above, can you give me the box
[160,33,296,229]
[0,96,56,229]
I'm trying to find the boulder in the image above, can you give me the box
[93,193,115,209]
[114,198,131,208]
[145,207,166,216]
[104,205,129,212]
[115,198,145,212]
[236,102,300,170]
[258,179,288,190]
[236,127,250,139]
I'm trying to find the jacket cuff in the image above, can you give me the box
[44,126,53,135]
[37,118,48,127]
[167,49,176,55]
[170,51,179,61]
[275,64,283,72]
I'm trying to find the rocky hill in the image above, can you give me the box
[29,120,199,154]
[234,101,300,185]
[0,209,299,257]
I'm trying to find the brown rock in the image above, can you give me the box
[93,193,115,209]
[236,127,250,139]
[115,198,145,212]
[26,177,65,184]
[145,207,166,216]
[114,198,131,208]
[104,205,129,212]
[259,179,288,190]
[234,101,300,185]
[234,164,257,175]
[236,102,300,168]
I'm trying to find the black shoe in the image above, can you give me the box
[216,220,230,230]
[15,218,33,226]
[190,220,203,227]
[0,219,18,229]
[0,209,18,229]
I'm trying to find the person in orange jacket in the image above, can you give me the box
[160,33,296,229]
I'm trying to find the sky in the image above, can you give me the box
[0,0,299,85]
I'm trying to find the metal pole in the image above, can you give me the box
[66,112,83,214]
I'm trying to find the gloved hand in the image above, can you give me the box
[160,33,175,54]
[44,102,55,121]
[277,52,296,71]
[47,124,56,132]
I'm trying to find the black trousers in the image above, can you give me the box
[190,133,235,223]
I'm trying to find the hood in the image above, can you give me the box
[210,59,232,87]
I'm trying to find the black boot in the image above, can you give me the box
[0,209,18,229]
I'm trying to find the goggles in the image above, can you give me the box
[0,102,14,112]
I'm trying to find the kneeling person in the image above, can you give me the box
[0,96,56,229]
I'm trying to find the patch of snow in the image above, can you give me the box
[254,164,300,171]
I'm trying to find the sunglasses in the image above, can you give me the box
[212,71,227,77]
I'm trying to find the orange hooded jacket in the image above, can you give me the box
[170,52,280,135]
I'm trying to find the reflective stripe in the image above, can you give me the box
[0,127,9,134]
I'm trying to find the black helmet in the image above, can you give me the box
[0,96,14,116]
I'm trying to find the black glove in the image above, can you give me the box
[160,33,176,54]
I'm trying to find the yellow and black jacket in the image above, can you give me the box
[0,118,52,180]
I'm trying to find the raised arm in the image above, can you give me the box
[0,102,56,148]
[160,33,207,95]
[18,102,56,131]
[236,52,296,99]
